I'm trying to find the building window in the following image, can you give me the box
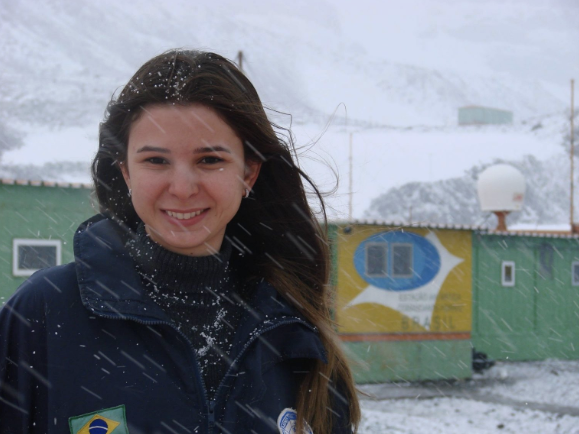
[13,239,61,277]
[501,261,515,287]
[572,262,579,286]
[539,244,554,280]
[392,243,413,278]
[366,243,387,277]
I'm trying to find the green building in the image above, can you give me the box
[0,179,94,303]
[458,106,513,125]
[472,231,579,361]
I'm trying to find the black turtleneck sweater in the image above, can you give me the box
[126,224,248,399]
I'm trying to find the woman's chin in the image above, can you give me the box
[152,232,221,256]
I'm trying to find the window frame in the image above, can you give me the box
[501,260,516,287]
[12,238,62,277]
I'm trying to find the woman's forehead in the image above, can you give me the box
[127,104,243,154]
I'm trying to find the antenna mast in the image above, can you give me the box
[571,79,575,232]
[349,132,353,222]
[237,50,243,71]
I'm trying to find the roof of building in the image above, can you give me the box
[0,178,93,189]
[332,219,579,239]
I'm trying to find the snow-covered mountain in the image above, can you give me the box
[0,0,572,132]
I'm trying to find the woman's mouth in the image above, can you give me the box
[165,209,206,220]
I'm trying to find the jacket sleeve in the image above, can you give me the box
[0,281,49,433]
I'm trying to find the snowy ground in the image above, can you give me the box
[358,359,579,434]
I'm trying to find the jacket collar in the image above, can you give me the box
[74,214,169,321]
[74,215,327,362]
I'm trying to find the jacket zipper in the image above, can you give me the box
[91,310,314,434]
[89,312,212,430]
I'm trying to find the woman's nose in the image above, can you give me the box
[167,166,200,199]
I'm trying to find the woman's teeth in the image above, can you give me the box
[166,210,204,220]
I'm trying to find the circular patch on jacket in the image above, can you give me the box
[88,418,108,433]
[277,408,313,434]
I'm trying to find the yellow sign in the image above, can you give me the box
[335,225,472,334]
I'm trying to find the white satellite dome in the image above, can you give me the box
[477,164,525,212]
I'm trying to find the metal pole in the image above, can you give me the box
[349,132,353,222]
[571,79,575,232]
[237,50,243,71]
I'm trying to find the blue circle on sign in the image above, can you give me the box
[353,231,440,291]
[89,418,108,433]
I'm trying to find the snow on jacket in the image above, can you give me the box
[0,215,351,433]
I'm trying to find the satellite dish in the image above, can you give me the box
[477,164,525,230]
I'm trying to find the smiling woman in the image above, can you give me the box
[0,50,360,434]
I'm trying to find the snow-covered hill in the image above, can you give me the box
[364,153,575,227]
[0,0,572,131]
[363,111,579,226]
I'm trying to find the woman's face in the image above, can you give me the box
[121,104,261,256]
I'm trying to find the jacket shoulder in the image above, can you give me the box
[1,263,79,318]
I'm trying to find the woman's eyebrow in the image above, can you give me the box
[136,146,170,154]
[135,145,232,154]
[194,146,231,154]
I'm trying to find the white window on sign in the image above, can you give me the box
[501,261,515,287]
[13,239,61,277]
[392,243,413,278]
[366,243,387,277]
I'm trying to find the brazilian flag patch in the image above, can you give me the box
[69,405,129,434]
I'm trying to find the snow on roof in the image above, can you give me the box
[332,219,579,239]
[332,219,483,231]
[486,229,579,239]
[509,223,571,232]
[0,178,93,189]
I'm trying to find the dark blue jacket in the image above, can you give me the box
[0,216,351,433]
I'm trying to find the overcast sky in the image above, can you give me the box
[329,0,579,98]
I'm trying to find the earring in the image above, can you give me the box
[244,188,250,199]
[128,188,132,198]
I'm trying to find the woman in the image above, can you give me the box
[0,50,360,433]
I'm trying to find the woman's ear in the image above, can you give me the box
[119,161,131,190]
[244,159,262,190]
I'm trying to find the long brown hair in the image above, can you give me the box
[92,49,360,433]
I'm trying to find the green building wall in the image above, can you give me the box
[0,181,95,302]
[343,339,471,383]
[472,233,579,361]
[458,106,513,125]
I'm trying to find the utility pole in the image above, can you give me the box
[571,79,575,232]
[237,50,243,71]
[349,132,353,222]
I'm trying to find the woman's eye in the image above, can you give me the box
[200,156,224,165]
[146,157,167,165]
